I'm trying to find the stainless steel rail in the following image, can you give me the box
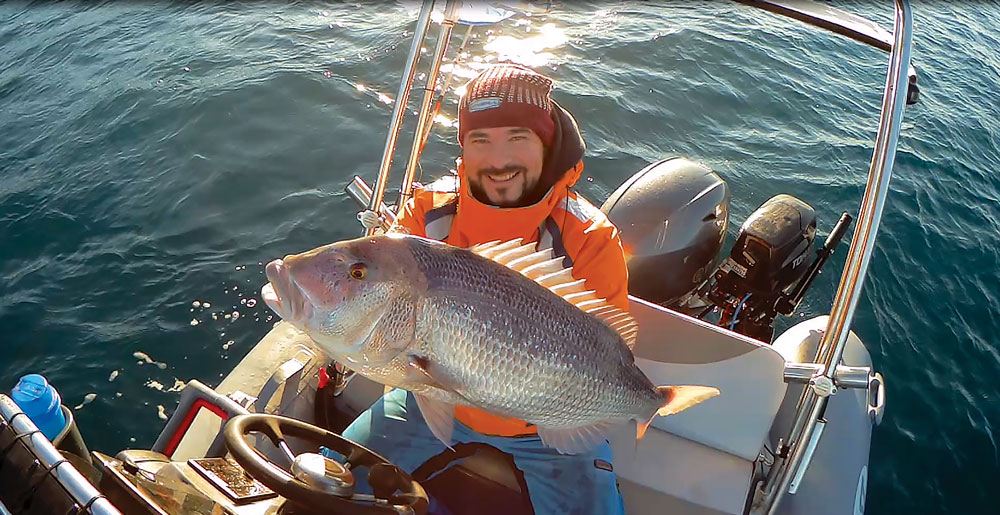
[366,1,435,236]
[397,0,462,212]
[1,395,122,515]
[756,0,913,512]
[783,363,871,389]
[737,0,918,104]
[346,175,396,231]
[416,23,474,160]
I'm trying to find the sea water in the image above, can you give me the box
[1,2,998,513]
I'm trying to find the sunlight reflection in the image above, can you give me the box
[434,114,455,128]
[354,83,394,105]
[482,23,567,68]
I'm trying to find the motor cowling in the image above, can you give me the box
[710,194,817,341]
[601,157,729,308]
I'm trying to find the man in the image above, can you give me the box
[341,63,629,514]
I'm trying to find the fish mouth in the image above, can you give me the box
[262,258,308,323]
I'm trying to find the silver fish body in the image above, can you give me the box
[262,234,717,453]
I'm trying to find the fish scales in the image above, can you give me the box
[406,239,658,427]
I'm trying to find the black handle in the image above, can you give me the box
[776,212,853,315]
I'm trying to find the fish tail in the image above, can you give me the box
[637,385,719,441]
[655,385,720,417]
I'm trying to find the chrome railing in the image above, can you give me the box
[397,0,462,212]
[0,395,122,515]
[349,2,910,511]
[754,0,913,512]
[365,1,435,236]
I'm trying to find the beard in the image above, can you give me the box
[469,165,538,208]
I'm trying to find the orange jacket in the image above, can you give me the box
[391,157,629,437]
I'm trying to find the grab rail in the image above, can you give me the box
[1,394,122,515]
[755,0,913,512]
[738,0,918,104]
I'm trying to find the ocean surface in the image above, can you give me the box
[1,1,997,513]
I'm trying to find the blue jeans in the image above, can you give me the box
[326,388,625,515]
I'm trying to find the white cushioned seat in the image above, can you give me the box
[609,296,788,514]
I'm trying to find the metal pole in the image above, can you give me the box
[366,0,435,236]
[817,0,912,375]
[397,0,462,211]
[346,175,396,230]
[757,2,912,512]
[416,23,474,156]
[783,363,871,388]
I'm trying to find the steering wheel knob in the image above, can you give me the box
[291,453,355,497]
[369,463,408,500]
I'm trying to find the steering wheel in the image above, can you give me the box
[224,413,428,514]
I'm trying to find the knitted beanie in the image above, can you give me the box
[458,64,555,147]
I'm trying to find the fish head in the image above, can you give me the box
[261,235,423,352]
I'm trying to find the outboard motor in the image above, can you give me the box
[709,194,816,341]
[601,157,729,312]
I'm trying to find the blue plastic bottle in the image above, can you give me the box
[11,374,68,441]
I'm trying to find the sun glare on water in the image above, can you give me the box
[482,23,568,68]
[443,21,569,104]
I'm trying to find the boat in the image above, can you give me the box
[0,1,917,513]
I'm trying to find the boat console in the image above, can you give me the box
[2,376,428,515]
[90,449,277,515]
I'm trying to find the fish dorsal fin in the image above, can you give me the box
[492,243,540,266]
[471,239,639,349]
[550,278,588,296]
[562,290,600,306]
[468,240,503,253]
[474,239,525,260]
[521,257,567,280]
[576,301,637,349]
[535,268,574,287]
[506,249,555,270]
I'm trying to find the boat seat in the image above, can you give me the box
[608,296,788,514]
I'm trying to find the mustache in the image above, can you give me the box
[477,165,527,176]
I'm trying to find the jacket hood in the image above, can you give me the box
[450,101,586,245]
[539,100,586,193]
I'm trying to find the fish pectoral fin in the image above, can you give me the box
[407,354,467,450]
[413,393,456,450]
[536,420,621,455]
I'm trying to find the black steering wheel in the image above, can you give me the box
[224,413,427,514]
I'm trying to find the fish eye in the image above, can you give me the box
[349,263,367,280]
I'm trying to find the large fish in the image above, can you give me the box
[261,234,718,454]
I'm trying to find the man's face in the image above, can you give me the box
[463,126,545,208]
